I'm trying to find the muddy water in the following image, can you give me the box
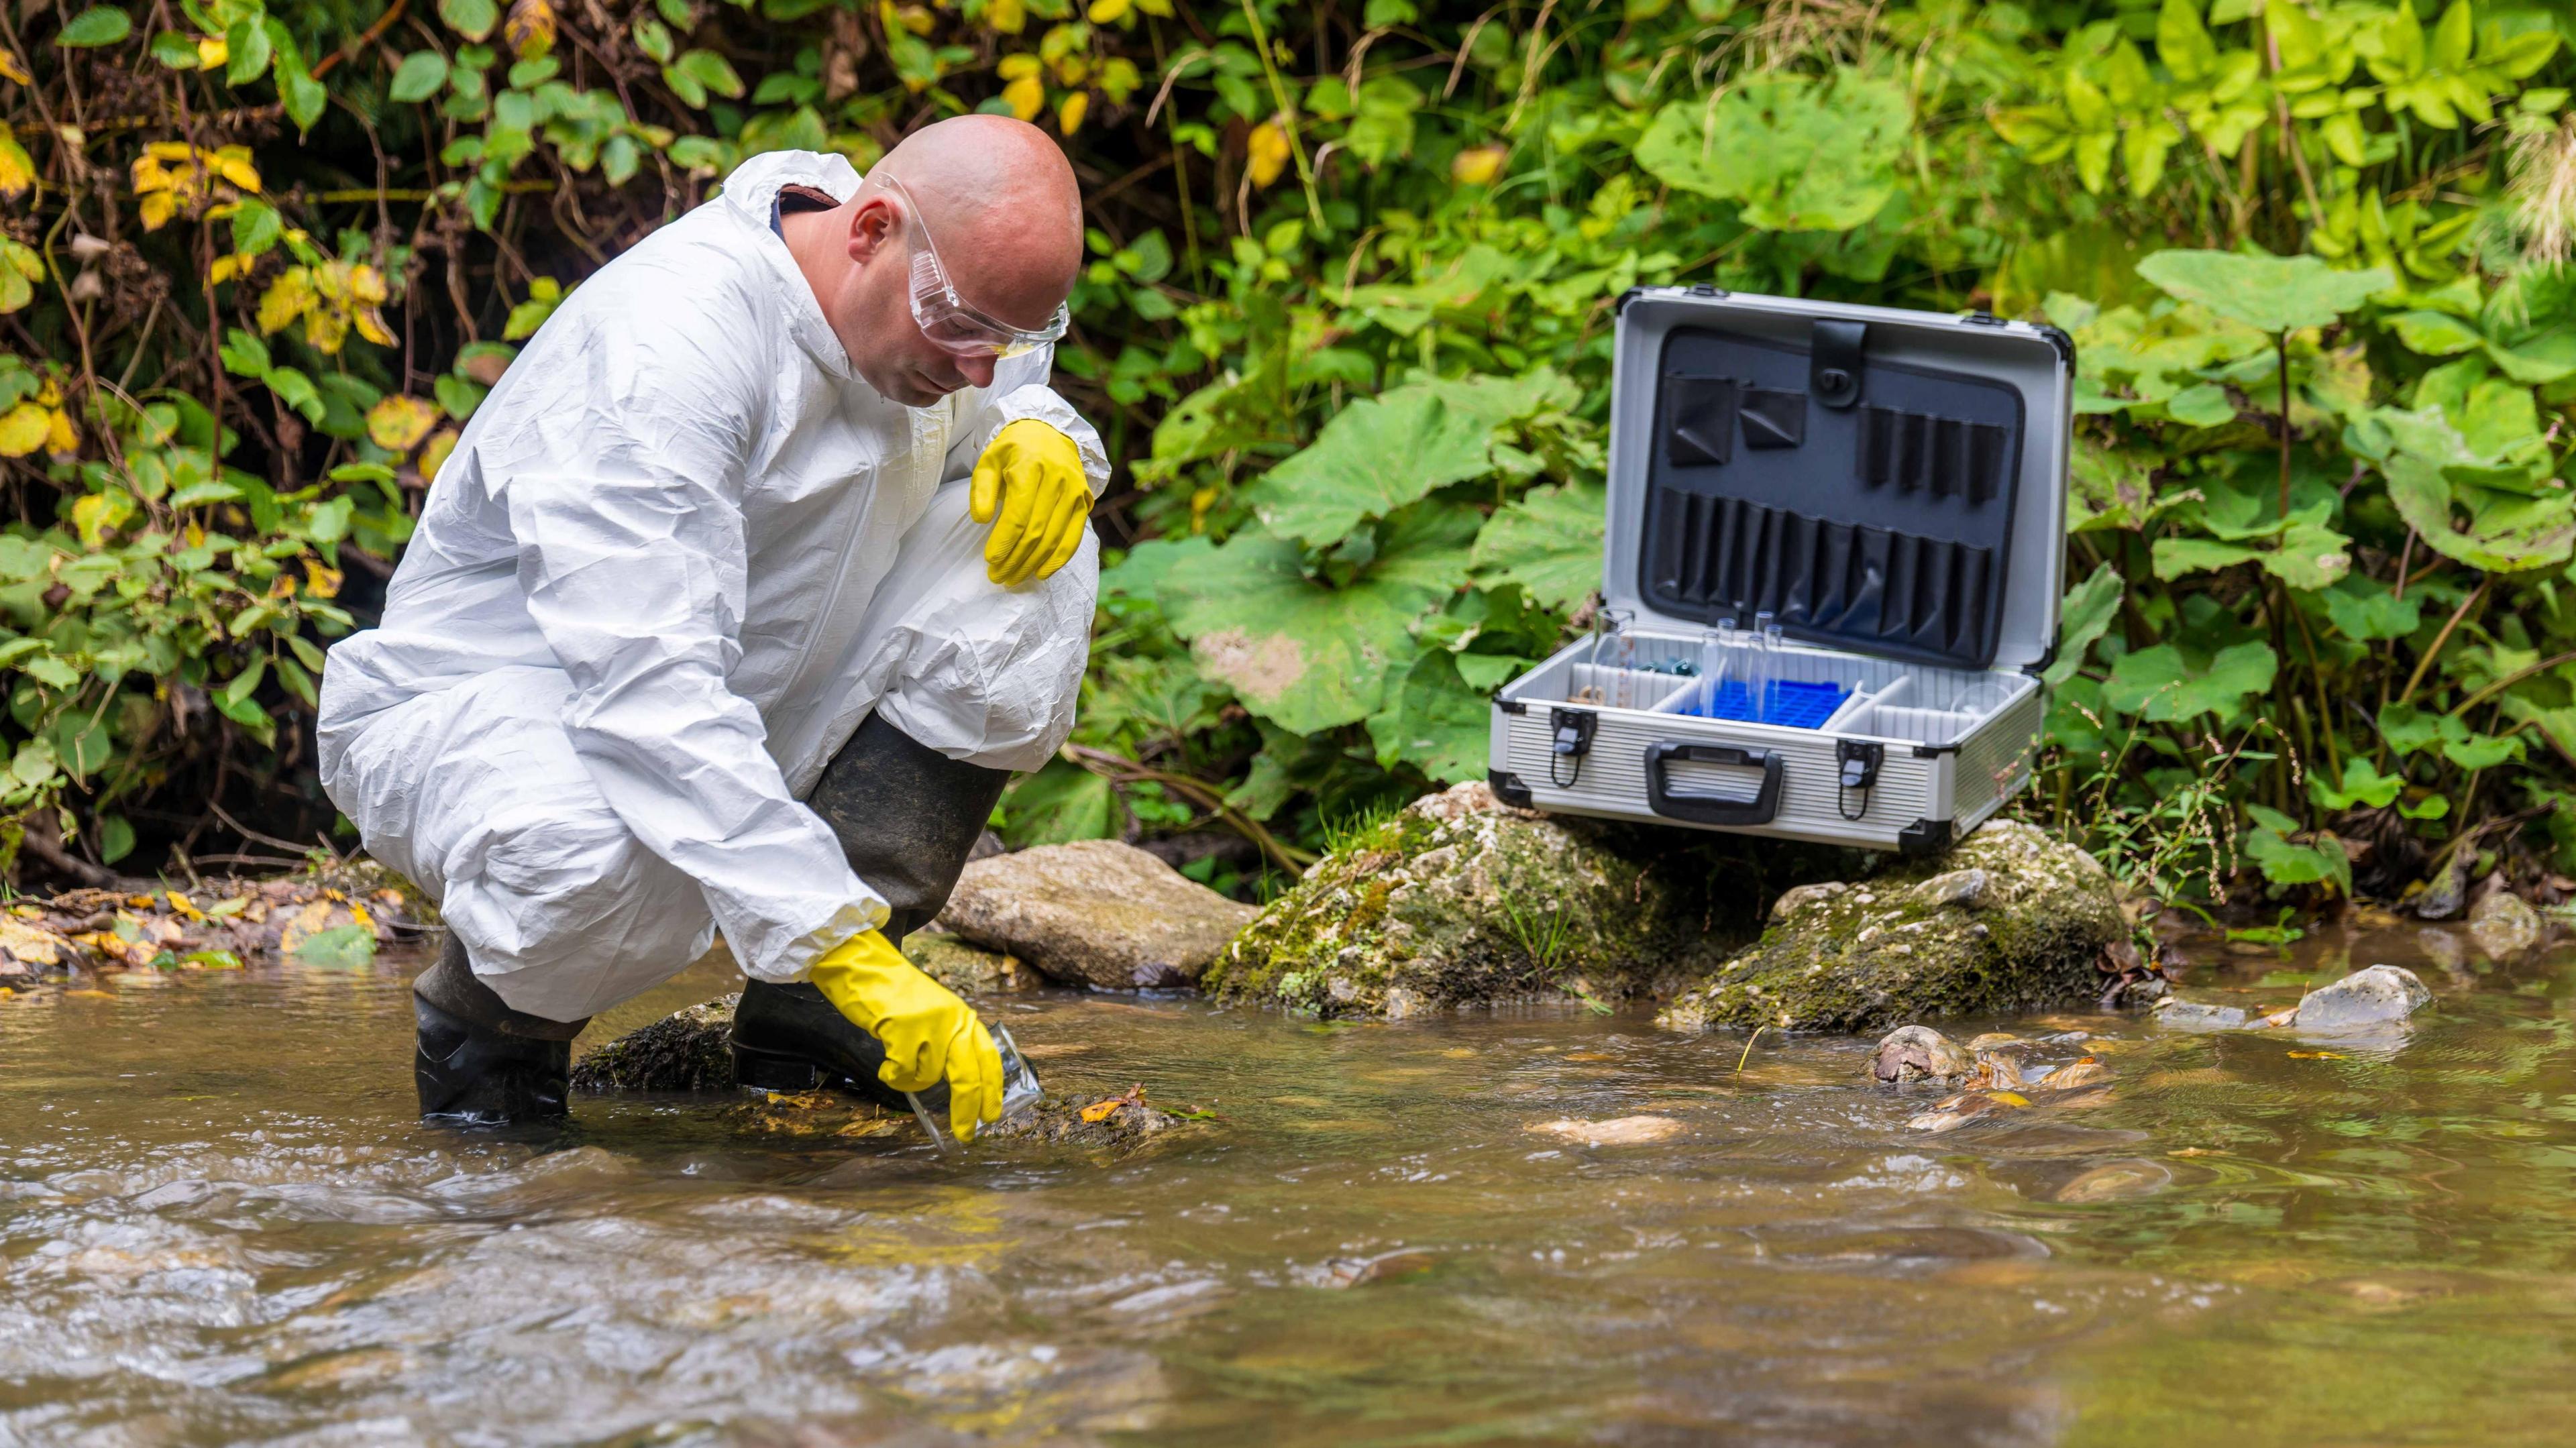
[5,926,2576,1446]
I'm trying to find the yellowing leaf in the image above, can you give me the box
[257,268,312,333]
[0,48,27,86]
[0,402,48,456]
[70,491,124,547]
[1451,144,1505,185]
[0,132,34,200]
[987,0,1025,32]
[1087,0,1131,21]
[208,254,245,284]
[354,307,394,347]
[504,0,557,59]
[1058,91,1089,134]
[418,427,460,481]
[1248,121,1291,188]
[44,407,75,454]
[197,36,228,70]
[303,559,343,599]
[138,190,178,230]
[211,146,260,192]
[997,54,1041,80]
[1001,72,1043,121]
[366,394,441,451]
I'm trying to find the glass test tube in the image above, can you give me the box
[1762,616,1786,724]
[1698,617,1737,718]
[1748,610,1776,724]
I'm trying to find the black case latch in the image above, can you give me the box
[1549,707,1597,787]
[1810,319,1867,410]
[1836,738,1883,821]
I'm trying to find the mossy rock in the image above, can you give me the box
[1657,818,2124,1034]
[1206,781,1831,1017]
[572,994,739,1091]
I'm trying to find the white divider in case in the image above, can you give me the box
[1487,288,2072,853]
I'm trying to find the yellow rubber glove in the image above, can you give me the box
[808,929,1003,1141]
[969,419,1091,587]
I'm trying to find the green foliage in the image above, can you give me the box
[9,0,2576,907]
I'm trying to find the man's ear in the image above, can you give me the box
[847,197,896,264]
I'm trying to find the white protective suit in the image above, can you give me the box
[317,150,1104,1021]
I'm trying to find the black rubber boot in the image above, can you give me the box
[730,711,1011,1109]
[413,934,588,1123]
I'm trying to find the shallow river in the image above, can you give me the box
[5,922,2576,1445]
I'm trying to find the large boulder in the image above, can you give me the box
[936,839,1258,990]
[1658,818,2125,1034]
[1204,781,1717,1017]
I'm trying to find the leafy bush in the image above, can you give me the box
[5,0,2576,911]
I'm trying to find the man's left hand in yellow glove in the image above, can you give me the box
[808,928,1004,1140]
[971,419,1091,587]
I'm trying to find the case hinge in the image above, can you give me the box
[1810,319,1866,410]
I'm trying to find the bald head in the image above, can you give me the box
[781,115,1085,406]
[873,115,1083,333]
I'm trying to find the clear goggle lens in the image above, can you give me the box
[880,175,1071,361]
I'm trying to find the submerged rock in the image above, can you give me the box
[2151,998,2253,1032]
[975,1089,1205,1152]
[2467,890,2543,958]
[906,930,1038,995]
[572,995,740,1092]
[2292,964,2432,1032]
[937,839,1258,990]
[1659,820,2125,1034]
[1870,1024,1973,1084]
[1205,782,1713,1017]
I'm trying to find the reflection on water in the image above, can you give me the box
[7,923,2576,1445]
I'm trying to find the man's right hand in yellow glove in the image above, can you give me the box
[808,929,1003,1140]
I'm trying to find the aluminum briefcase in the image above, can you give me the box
[1487,287,2072,853]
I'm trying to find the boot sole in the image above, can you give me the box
[733,1042,827,1092]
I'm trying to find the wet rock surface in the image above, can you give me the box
[1659,820,2126,1034]
[2467,890,2544,958]
[904,930,1038,995]
[978,1087,1204,1152]
[1205,782,1756,1018]
[571,995,741,1092]
[1870,1024,1974,1084]
[2292,964,2433,1032]
[937,839,1258,990]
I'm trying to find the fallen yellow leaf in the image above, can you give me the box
[1247,121,1291,188]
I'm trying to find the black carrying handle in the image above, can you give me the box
[1645,741,1784,826]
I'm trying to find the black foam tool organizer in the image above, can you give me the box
[1642,322,2027,670]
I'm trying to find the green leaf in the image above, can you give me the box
[1159,504,1480,735]
[1469,480,1603,613]
[1633,68,1912,231]
[1366,651,1491,785]
[291,924,379,968]
[2046,563,2123,686]
[997,760,1116,848]
[55,7,133,47]
[2382,445,2575,572]
[2135,248,2394,335]
[21,653,79,689]
[2103,640,2277,721]
[150,30,199,67]
[390,50,453,103]
[1247,370,1570,547]
[224,17,272,85]
[2318,577,2422,641]
[97,813,135,865]
[2386,309,2486,355]
[2310,757,2405,810]
[439,0,500,42]
[676,48,745,99]
[2243,807,2352,895]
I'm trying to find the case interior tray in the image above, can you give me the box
[1642,325,2028,670]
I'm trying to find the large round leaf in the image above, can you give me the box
[1632,69,1911,233]
[1246,370,1570,547]
[1467,480,1603,610]
[2134,248,2392,335]
[1158,505,1480,735]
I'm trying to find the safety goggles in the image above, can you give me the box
[870,174,1070,360]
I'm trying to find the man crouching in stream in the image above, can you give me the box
[315,117,1104,1140]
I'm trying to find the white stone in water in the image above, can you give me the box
[2153,998,2251,1030]
[1527,1115,1683,1146]
[2467,891,2543,958]
[1871,1023,1972,1083]
[2292,964,2432,1032]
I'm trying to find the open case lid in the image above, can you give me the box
[1601,288,2073,673]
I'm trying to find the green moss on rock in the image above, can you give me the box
[1208,782,1725,1017]
[1656,818,2123,1034]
